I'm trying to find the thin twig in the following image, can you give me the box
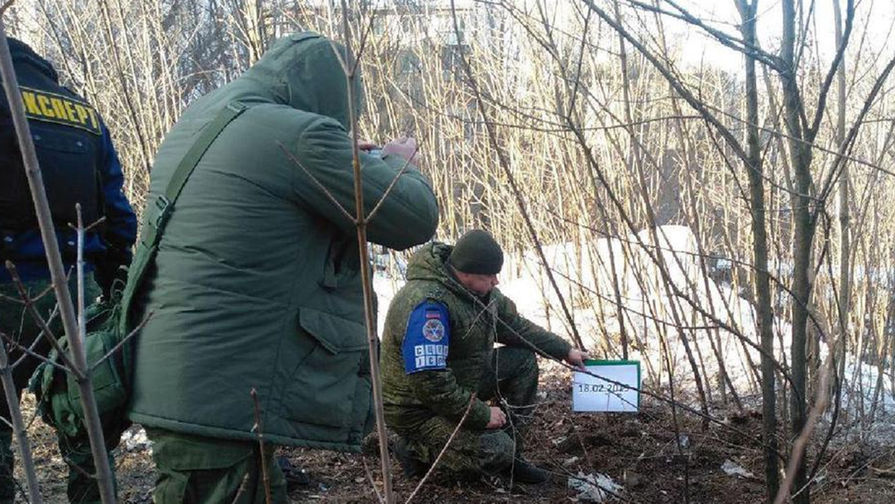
[351,6,378,75]
[0,292,23,304]
[362,458,385,504]
[0,329,72,374]
[4,262,81,377]
[10,303,60,369]
[0,280,56,305]
[0,324,43,503]
[91,310,152,370]
[364,146,418,223]
[250,388,273,504]
[229,472,251,504]
[68,215,107,234]
[76,205,86,349]
[339,3,396,501]
[277,142,356,224]
[773,351,835,504]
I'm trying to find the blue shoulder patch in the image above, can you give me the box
[402,301,451,374]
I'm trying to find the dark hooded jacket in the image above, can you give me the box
[126,32,439,451]
[381,243,571,434]
[0,37,136,284]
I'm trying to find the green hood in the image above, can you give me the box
[222,32,362,129]
[406,242,452,282]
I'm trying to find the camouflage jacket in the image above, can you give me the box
[382,242,572,434]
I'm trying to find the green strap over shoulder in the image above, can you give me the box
[119,101,248,332]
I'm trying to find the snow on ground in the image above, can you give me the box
[823,348,895,447]
[496,225,781,400]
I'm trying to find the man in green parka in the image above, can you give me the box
[381,230,588,484]
[125,32,438,503]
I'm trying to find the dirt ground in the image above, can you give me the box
[17,360,895,503]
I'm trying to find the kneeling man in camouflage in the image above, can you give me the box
[382,230,588,483]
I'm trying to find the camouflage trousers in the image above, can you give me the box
[401,346,539,477]
[0,274,113,504]
[146,427,287,504]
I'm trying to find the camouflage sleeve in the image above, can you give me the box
[492,290,572,361]
[404,301,491,428]
[408,370,492,429]
[398,300,492,429]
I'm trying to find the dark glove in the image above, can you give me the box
[94,246,131,301]
[95,263,129,302]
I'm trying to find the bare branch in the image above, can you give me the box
[0,329,72,375]
[817,51,895,205]
[364,147,418,223]
[404,393,478,504]
[449,0,586,351]
[250,388,273,504]
[773,351,834,504]
[11,303,60,369]
[229,472,251,504]
[4,262,82,377]
[807,0,855,141]
[277,142,356,225]
[91,310,152,371]
[625,0,784,71]
[579,0,749,163]
[362,458,385,504]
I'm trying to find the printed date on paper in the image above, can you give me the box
[572,361,641,413]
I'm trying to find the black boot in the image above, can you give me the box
[276,456,310,491]
[393,438,429,478]
[508,458,548,484]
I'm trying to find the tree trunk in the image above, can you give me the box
[780,1,814,502]
[737,1,780,499]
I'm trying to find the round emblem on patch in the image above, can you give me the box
[422,318,445,342]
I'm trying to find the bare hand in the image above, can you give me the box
[485,406,506,429]
[566,348,590,370]
[357,139,378,151]
[382,136,420,166]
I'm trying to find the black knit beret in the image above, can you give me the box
[448,230,504,275]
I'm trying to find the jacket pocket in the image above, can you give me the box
[320,236,361,290]
[298,308,368,352]
[281,308,370,429]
